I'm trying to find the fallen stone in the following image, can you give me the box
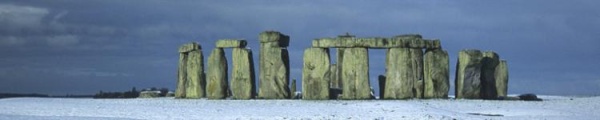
[206,48,228,99]
[179,42,201,53]
[496,60,509,97]
[138,91,161,98]
[339,48,371,99]
[230,48,255,99]
[184,50,205,99]
[481,51,500,99]
[455,49,483,99]
[302,48,331,100]
[216,39,247,48]
[423,49,449,99]
[385,48,415,99]
[518,93,542,101]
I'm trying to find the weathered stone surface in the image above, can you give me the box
[385,48,415,99]
[178,42,201,53]
[410,48,424,99]
[290,79,297,99]
[230,48,255,99]
[259,31,289,47]
[138,91,161,98]
[378,75,386,99]
[312,37,439,49]
[206,48,228,99]
[216,39,247,48]
[481,51,500,99]
[415,80,423,98]
[455,49,483,99]
[302,48,331,100]
[185,50,205,98]
[329,64,341,89]
[258,31,290,99]
[175,53,187,98]
[496,60,509,97]
[423,49,449,99]
[339,48,371,99]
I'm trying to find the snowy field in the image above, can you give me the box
[0,95,598,120]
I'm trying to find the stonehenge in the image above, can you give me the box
[174,31,510,100]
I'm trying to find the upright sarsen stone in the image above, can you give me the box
[495,60,509,98]
[330,64,341,89]
[455,49,483,99]
[207,48,228,99]
[175,53,188,98]
[185,50,205,98]
[230,48,256,99]
[302,48,331,100]
[423,49,449,98]
[481,51,500,99]
[410,48,424,99]
[258,31,291,99]
[339,48,371,99]
[378,75,386,99]
[385,48,414,99]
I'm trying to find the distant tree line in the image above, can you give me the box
[94,87,140,98]
[0,93,49,99]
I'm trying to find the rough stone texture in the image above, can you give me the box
[423,49,449,99]
[184,50,205,98]
[290,79,296,99]
[481,51,500,99]
[455,49,483,99]
[179,42,201,53]
[302,48,331,100]
[230,48,255,99]
[175,53,187,98]
[258,31,290,99]
[410,48,424,99]
[384,48,415,99]
[138,91,161,98]
[259,31,289,47]
[339,48,371,99]
[415,80,423,98]
[216,39,247,48]
[378,75,386,99]
[312,37,439,49]
[496,60,509,98]
[206,48,228,99]
[329,64,341,89]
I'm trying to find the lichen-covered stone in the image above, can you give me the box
[496,60,509,98]
[329,64,341,89]
[216,39,247,48]
[178,42,201,53]
[385,48,415,99]
[230,48,255,99]
[185,50,205,98]
[481,51,500,99]
[259,31,289,47]
[339,48,371,99]
[455,49,483,99]
[414,80,424,98]
[423,49,449,99]
[258,31,290,99]
[138,91,161,98]
[302,48,331,100]
[206,48,228,99]
[312,37,439,49]
[410,48,424,99]
[175,53,187,98]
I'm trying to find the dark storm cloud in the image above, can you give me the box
[0,0,598,95]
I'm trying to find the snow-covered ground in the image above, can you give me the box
[0,95,598,120]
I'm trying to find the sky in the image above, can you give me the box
[0,0,599,96]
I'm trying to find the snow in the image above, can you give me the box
[0,96,598,120]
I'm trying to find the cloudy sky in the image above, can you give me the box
[1,0,598,96]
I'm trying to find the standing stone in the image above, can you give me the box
[290,79,297,99]
[410,48,424,99]
[207,48,228,99]
[495,60,509,98]
[339,48,371,99]
[423,49,449,98]
[185,50,205,98]
[378,75,386,99]
[385,48,414,99]
[330,64,341,89]
[481,51,500,99]
[258,31,290,99]
[175,53,188,98]
[230,48,255,99]
[302,48,331,100]
[335,48,345,90]
[455,49,483,99]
